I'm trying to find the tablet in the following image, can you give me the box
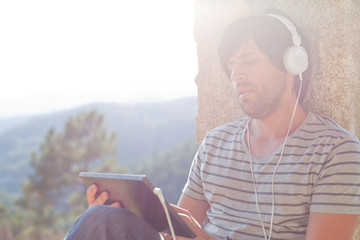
[79,172,196,238]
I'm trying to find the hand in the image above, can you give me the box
[161,205,217,240]
[87,184,121,208]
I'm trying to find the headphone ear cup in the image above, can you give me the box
[283,46,309,76]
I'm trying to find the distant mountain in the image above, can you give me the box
[0,97,198,195]
[0,115,35,134]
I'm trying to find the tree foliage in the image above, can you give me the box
[0,104,198,239]
[18,110,124,240]
[0,98,197,195]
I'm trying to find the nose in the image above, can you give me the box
[230,63,246,92]
[230,63,246,82]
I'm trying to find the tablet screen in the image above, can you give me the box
[79,172,196,238]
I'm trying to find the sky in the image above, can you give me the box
[0,0,198,118]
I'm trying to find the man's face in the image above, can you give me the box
[226,37,288,119]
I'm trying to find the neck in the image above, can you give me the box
[249,95,307,142]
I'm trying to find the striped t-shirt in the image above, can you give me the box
[182,112,360,240]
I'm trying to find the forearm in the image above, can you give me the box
[305,212,359,240]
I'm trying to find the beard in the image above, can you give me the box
[239,75,287,119]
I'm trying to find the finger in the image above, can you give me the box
[91,191,109,206]
[160,233,173,240]
[161,232,187,240]
[171,205,202,229]
[177,212,193,225]
[110,201,122,208]
[87,184,99,205]
[171,204,190,215]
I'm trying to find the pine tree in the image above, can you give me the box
[20,110,125,239]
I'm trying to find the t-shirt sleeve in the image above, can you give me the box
[182,142,207,201]
[310,134,360,214]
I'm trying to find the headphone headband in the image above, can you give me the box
[266,14,302,46]
[265,13,308,76]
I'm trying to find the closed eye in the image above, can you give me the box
[244,58,257,64]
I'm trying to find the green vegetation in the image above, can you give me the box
[0,98,198,239]
[5,110,123,239]
[0,97,197,194]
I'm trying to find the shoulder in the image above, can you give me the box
[302,112,359,142]
[302,112,360,155]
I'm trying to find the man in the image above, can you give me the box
[65,13,360,240]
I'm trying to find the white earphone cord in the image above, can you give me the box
[247,74,303,240]
[153,188,176,240]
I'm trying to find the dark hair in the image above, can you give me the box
[218,13,311,103]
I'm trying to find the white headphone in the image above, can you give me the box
[266,14,308,77]
[246,14,308,240]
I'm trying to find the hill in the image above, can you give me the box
[0,97,198,195]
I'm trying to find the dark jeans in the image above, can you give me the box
[65,205,163,240]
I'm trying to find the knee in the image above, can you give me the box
[66,206,160,240]
[66,206,136,240]
[84,205,134,223]
[85,205,114,216]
